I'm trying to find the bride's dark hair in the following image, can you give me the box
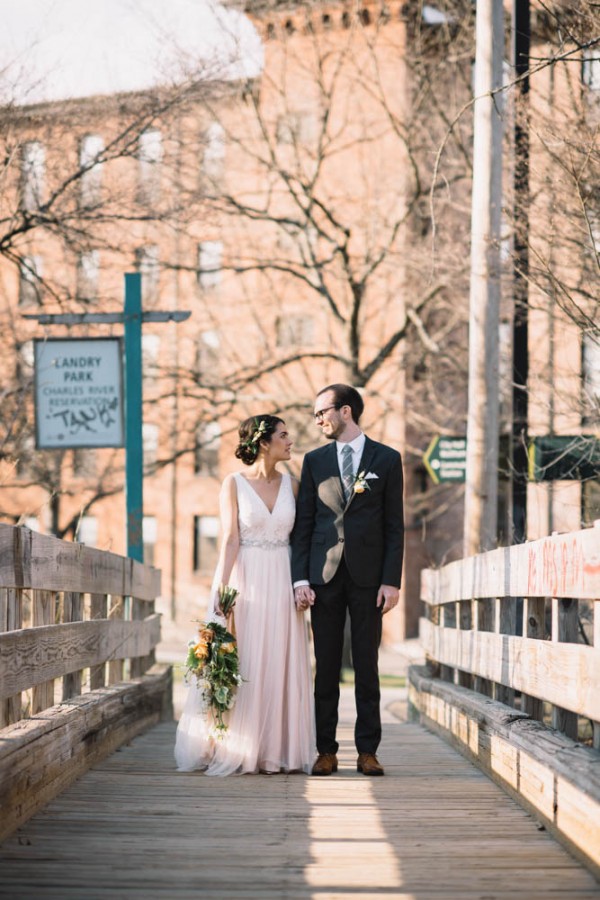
[235,414,284,466]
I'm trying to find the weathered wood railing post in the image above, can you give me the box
[551,597,579,739]
[89,592,108,689]
[63,591,84,700]
[521,595,545,721]
[32,589,57,714]
[0,524,170,843]
[412,521,600,879]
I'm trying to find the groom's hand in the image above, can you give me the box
[294,585,316,610]
[377,584,399,615]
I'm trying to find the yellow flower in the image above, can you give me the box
[219,642,235,655]
[193,641,209,660]
[198,626,215,643]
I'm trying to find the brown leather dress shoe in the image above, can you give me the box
[357,752,385,776]
[312,753,338,776]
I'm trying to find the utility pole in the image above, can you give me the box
[464,0,504,556]
[511,0,530,544]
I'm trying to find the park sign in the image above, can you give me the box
[423,435,467,484]
[34,338,124,449]
[528,435,600,482]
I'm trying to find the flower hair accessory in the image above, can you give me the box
[243,418,269,449]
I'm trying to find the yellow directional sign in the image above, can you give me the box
[423,436,467,484]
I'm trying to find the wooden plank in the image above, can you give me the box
[551,598,579,739]
[31,590,56,714]
[62,591,83,700]
[421,523,600,604]
[409,666,600,879]
[0,614,161,697]
[0,665,171,843]
[1,711,598,897]
[89,593,108,690]
[494,597,516,707]
[0,524,161,600]
[107,595,124,685]
[521,597,545,721]
[419,618,600,720]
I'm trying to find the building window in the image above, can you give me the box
[138,129,162,203]
[195,421,221,476]
[143,423,159,467]
[21,141,45,211]
[76,515,98,547]
[193,515,219,572]
[582,333,600,426]
[143,516,157,566]
[197,331,220,385]
[79,134,104,207]
[135,245,159,303]
[76,250,100,302]
[583,50,600,91]
[276,314,315,347]
[202,122,225,183]
[19,255,43,306]
[142,333,160,384]
[198,241,222,290]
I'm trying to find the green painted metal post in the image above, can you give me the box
[124,272,144,562]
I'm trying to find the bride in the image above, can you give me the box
[174,414,316,775]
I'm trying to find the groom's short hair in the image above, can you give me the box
[319,383,364,424]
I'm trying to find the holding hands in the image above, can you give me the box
[294,585,316,611]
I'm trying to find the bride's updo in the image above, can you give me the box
[235,414,284,466]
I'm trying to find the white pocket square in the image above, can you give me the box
[365,472,379,480]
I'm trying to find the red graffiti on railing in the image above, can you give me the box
[527,536,585,596]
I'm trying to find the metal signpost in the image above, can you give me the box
[25,273,190,562]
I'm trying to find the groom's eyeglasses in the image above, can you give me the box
[313,404,340,422]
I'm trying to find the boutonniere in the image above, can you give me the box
[353,471,371,494]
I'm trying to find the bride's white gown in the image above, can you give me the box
[174,472,316,775]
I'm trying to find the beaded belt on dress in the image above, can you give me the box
[240,539,289,549]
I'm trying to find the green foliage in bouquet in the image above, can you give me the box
[185,619,242,733]
[218,583,238,617]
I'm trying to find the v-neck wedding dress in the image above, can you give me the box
[174,472,316,775]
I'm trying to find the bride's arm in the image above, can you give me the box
[212,475,240,613]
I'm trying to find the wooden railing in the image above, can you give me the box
[410,522,600,878]
[0,524,171,841]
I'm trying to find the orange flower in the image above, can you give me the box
[198,626,214,643]
[193,641,209,660]
[219,642,235,655]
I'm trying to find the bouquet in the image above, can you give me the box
[217,583,238,618]
[184,584,241,734]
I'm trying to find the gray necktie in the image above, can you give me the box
[341,444,354,500]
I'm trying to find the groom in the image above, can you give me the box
[292,384,404,777]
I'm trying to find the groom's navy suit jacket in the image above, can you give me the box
[291,436,404,589]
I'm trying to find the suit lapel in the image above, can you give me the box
[315,442,345,510]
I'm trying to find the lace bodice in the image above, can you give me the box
[234,472,295,548]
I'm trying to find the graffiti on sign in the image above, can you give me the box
[35,338,124,449]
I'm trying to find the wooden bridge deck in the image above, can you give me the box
[1,690,598,900]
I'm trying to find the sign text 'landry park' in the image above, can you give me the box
[34,338,124,450]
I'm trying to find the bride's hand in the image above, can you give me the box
[294,586,315,610]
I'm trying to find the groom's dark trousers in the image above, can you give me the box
[291,436,404,755]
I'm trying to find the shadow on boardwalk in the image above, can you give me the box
[1,647,599,899]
